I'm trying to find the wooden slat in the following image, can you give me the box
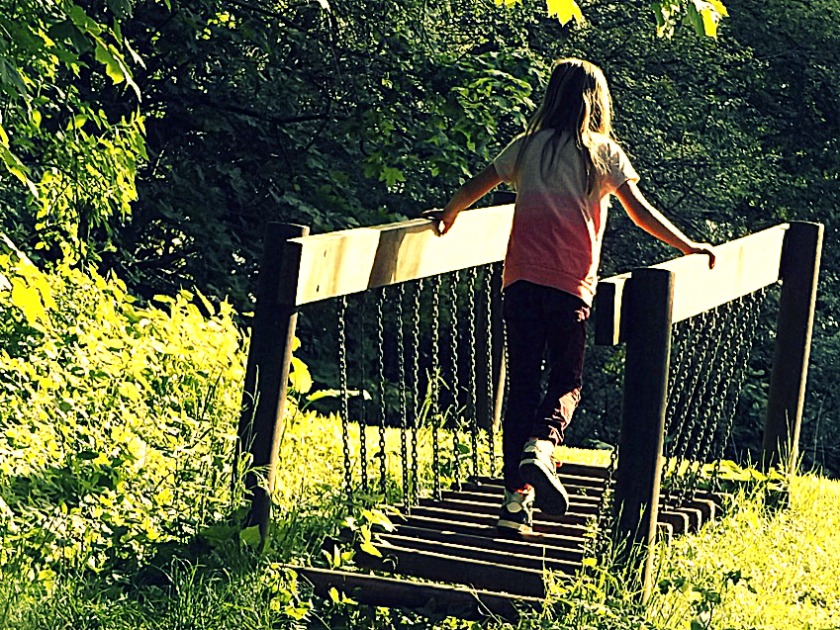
[289,565,542,621]
[356,543,548,597]
[378,533,580,573]
[594,273,631,346]
[401,514,586,551]
[418,497,592,525]
[288,205,514,305]
[386,525,585,563]
[405,505,588,538]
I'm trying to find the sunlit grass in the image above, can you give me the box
[648,473,840,629]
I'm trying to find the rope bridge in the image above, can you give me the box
[236,211,822,619]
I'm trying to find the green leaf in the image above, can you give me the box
[380,166,405,188]
[289,356,313,394]
[239,525,262,548]
[10,278,47,326]
[545,0,584,25]
[360,541,382,557]
[94,43,126,84]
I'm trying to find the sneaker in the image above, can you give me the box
[519,438,570,515]
[497,487,535,534]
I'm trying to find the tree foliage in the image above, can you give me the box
[1,0,839,471]
[0,0,146,259]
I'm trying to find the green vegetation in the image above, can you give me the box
[2,0,840,626]
[2,256,840,628]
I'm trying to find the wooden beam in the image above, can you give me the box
[762,221,824,473]
[594,273,630,346]
[237,223,308,540]
[613,268,674,603]
[593,224,789,345]
[290,565,542,621]
[288,205,514,305]
[653,223,787,323]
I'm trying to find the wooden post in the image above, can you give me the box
[762,221,823,474]
[237,223,309,540]
[612,268,674,603]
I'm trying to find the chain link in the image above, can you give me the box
[375,288,388,495]
[337,296,353,495]
[711,287,769,490]
[396,284,410,508]
[358,293,368,493]
[431,275,442,500]
[410,280,422,504]
[680,300,742,503]
[485,264,497,477]
[467,267,479,480]
[449,270,463,489]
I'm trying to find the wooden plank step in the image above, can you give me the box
[288,564,542,621]
[447,487,602,509]
[355,541,549,597]
[417,497,594,526]
[403,505,588,538]
[386,525,585,563]
[378,533,580,574]
[400,514,586,552]
[473,472,607,491]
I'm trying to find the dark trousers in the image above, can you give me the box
[502,281,589,492]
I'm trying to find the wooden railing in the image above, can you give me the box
[236,208,822,598]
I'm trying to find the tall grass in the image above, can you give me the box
[3,244,840,628]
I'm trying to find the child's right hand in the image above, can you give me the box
[421,208,459,235]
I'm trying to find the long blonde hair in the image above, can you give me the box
[515,58,613,194]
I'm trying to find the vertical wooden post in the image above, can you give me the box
[762,221,823,474]
[237,223,309,540]
[612,268,674,602]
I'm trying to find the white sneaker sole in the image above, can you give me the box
[497,518,532,534]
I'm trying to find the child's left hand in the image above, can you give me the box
[687,242,717,269]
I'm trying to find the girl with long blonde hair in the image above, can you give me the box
[430,58,715,534]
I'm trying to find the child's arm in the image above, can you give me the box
[615,180,716,269]
[428,164,502,235]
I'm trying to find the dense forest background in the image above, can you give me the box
[2,0,839,472]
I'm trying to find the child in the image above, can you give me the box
[429,58,715,534]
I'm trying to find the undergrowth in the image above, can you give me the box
[2,242,840,628]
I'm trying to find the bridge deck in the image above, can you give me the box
[286,463,722,620]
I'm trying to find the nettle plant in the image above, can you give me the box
[0,235,247,583]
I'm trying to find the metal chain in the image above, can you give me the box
[375,288,388,495]
[661,317,693,507]
[682,299,743,501]
[431,275,442,499]
[358,293,369,493]
[410,280,423,505]
[664,310,718,501]
[587,443,620,563]
[663,312,709,502]
[467,267,479,480]
[711,287,768,490]
[337,296,353,495]
[485,264,497,477]
[449,270,463,489]
[396,283,410,508]
[675,307,729,503]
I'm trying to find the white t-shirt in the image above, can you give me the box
[493,129,639,305]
